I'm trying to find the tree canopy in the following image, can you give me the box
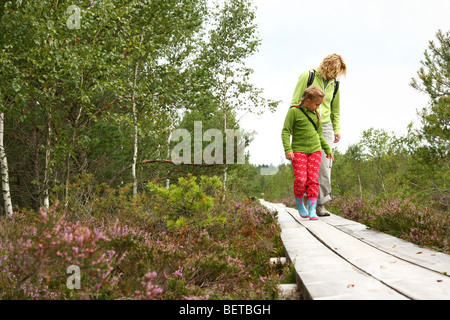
[0,0,278,214]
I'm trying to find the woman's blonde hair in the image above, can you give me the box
[317,53,347,80]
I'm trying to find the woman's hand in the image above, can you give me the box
[327,153,335,162]
[286,152,294,161]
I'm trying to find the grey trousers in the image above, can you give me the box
[318,122,334,206]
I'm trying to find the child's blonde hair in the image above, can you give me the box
[317,53,347,80]
[300,86,324,105]
[295,86,324,125]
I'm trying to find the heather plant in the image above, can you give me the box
[0,175,289,300]
[0,205,142,299]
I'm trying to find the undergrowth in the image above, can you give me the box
[0,174,289,300]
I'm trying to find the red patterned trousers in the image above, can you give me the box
[292,151,322,200]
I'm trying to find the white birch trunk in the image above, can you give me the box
[0,113,13,217]
[166,131,172,189]
[223,110,227,199]
[357,172,363,198]
[132,63,139,198]
[43,110,52,209]
[222,43,232,200]
[64,106,82,210]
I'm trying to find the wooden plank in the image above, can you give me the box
[282,206,450,300]
[260,201,408,300]
[281,224,407,300]
[266,200,450,275]
[322,213,450,276]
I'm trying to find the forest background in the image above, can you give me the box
[0,0,448,300]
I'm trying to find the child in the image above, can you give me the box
[281,86,334,220]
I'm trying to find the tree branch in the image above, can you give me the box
[108,159,217,185]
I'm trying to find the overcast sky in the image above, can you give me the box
[239,0,450,166]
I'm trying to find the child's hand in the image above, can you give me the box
[327,153,335,162]
[286,152,294,161]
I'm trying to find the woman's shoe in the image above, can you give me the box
[316,205,331,217]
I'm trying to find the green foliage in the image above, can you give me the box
[260,164,294,201]
[409,29,449,201]
[0,0,277,212]
[147,174,222,218]
[0,175,288,300]
[0,0,287,299]
[226,163,265,198]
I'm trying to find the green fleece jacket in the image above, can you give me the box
[281,106,332,155]
[290,69,341,134]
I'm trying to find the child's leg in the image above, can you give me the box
[292,152,308,198]
[292,152,308,218]
[306,151,322,220]
[295,197,309,218]
[308,199,319,220]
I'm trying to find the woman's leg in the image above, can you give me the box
[318,122,334,207]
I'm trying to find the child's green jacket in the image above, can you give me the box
[281,106,332,155]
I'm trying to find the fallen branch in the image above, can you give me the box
[108,159,217,185]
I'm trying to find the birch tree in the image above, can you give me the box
[0,1,18,216]
[0,1,126,209]
[0,111,12,217]
[196,0,279,192]
[113,0,207,197]
[347,144,364,198]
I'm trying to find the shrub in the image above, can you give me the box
[146,174,221,221]
[0,175,288,300]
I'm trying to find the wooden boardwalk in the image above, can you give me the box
[260,200,450,300]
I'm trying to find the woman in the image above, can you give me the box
[289,54,347,216]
